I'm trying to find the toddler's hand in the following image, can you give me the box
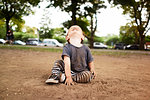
[65,77,74,86]
[90,69,96,79]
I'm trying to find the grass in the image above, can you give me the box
[0,44,63,53]
[0,44,149,56]
[91,50,129,56]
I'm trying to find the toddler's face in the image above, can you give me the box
[67,25,84,40]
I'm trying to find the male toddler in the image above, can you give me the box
[45,25,96,85]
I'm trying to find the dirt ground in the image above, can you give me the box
[0,49,150,100]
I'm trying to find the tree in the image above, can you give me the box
[63,17,90,33]
[25,26,36,34]
[0,19,6,39]
[48,0,106,48]
[108,0,150,50]
[105,35,120,46]
[94,35,104,43]
[83,0,106,48]
[0,0,40,37]
[119,23,139,44]
[13,32,37,42]
[52,27,66,37]
[38,8,54,39]
[9,17,25,32]
[145,35,150,42]
[47,0,87,25]
[39,27,54,39]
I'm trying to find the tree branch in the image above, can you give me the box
[144,27,150,35]
[133,6,140,31]
[93,14,97,33]
[144,13,150,30]
[83,32,90,39]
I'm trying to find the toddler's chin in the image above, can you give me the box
[69,33,82,39]
[70,35,81,39]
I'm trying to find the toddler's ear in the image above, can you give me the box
[66,35,70,40]
[81,35,84,41]
[81,32,85,41]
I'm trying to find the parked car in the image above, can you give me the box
[93,42,108,49]
[114,43,126,50]
[39,39,63,47]
[26,40,39,45]
[26,38,40,46]
[13,40,26,45]
[125,44,140,50]
[0,39,6,44]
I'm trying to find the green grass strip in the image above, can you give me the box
[0,45,63,53]
[0,44,149,56]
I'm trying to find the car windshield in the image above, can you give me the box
[95,42,100,45]
[43,41,48,43]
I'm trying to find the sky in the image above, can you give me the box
[23,1,149,37]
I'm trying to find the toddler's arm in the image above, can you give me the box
[64,56,74,85]
[89,61,96,79]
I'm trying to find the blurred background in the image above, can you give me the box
[0,0,150,50]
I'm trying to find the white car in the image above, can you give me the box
[40,39,63,47]
[0,39,6,44]
[93,42,108,49]
[13,40,26,45]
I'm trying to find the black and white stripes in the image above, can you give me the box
[51,60,93,83]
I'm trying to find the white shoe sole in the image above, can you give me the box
[45,79,59,84]
[60,73,65,83]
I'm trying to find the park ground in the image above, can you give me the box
[0,47,150,100]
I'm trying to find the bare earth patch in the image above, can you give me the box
[0,49,150,100]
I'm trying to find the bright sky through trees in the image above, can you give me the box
[23,1,149,37]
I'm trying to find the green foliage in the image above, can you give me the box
[94,36,104,43]
[83,0,106,17]
[39,27,66,43]
[25,26,36,34]
[48,0,106,24]
[49,0,106,48]
[14,32,37,42]
[0,0,40,19]
[48,0,87,24]
[39,27,54,39]
[53,36,66,43]
[119,24,139,44]
[22,33,37,42]
[10,17,25,32]
[0,0,40,35]
[105,35,120,46]
[52,28,66,36]
[145,35,150,42]
[0,20,6,39]
[109,0,150,49]
[52,28,66,43]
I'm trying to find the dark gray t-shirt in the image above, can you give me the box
[62,43,93,72]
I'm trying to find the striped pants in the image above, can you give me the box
[51,60,93,83]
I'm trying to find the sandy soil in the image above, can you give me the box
[0,49,150,100]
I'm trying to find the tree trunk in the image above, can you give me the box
[6,18,10,37]
[89,15,94,48]
[71,0,77,25]
[139,33,145,50]
[89,36,94,48]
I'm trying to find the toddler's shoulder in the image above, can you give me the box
[83,44,90,50]
[64,43,70,48]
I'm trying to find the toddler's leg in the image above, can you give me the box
[51,60,65,75]
[72,71,93,83]
[45,60,65,84]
